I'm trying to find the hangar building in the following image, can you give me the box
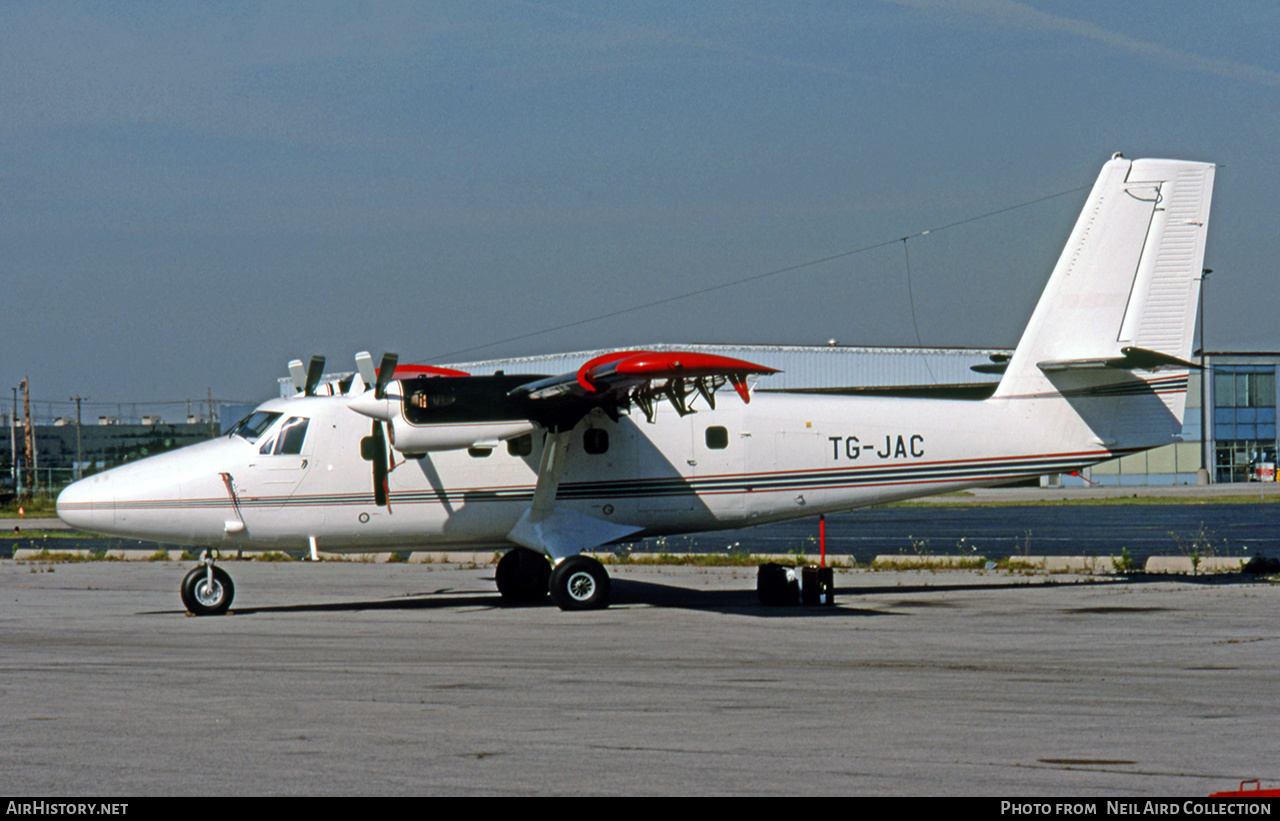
[444,343,1278,486]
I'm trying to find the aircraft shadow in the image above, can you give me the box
[138,589,502,617]
[608,578,888,617]
[176,581,889,619]
[145,578,884,618]
[141,571,1269,618]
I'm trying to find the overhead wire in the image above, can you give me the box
[900,236,938,385]
[427,182,1092,362]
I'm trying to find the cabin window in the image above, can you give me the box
[705,426,729,450]
[583,428,609,455]
[507,434,533,457]
[274,417,310,455]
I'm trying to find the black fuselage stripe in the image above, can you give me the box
[73,450,1127,511]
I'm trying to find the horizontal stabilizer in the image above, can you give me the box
[1038,346,1201,373]
[971,353,1011,375]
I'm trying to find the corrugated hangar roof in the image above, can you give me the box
[444,344,1011,391]
[282,345,1013,398]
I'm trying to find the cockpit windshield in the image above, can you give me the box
[227,411,282,443]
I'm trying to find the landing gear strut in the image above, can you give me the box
[548,554,611,611]
[180,551,235,616]
[495,547,552,604]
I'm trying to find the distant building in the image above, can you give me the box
[19,420,213,479]
[3,403,258,498]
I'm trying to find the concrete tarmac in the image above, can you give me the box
[1,559,1277,797]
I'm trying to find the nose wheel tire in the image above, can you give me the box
[548,555,611,611]
[181,566,235,616]
[495,547,552,604]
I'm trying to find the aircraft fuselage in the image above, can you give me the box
[56,385,1174,553]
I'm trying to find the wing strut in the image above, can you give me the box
[529,430,572,519]
[506,430,642,561]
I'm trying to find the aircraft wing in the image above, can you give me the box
[507,349,779,423]
[348,349,779,454]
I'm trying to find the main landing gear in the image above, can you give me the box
[180,551,235,616]
[495,546,552,604]
[549,554,611,611]
[495,547,611,611]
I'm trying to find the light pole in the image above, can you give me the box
[1198,268,1212,485]
[70,395,88,481]
[9,387,17,496]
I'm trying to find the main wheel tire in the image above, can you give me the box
[495,547,551,604]
[180,566,235,616]
[548,555,611,611]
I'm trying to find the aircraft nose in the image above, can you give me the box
[56,475,114,533]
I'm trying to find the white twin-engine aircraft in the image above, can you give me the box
[57,155,1215,613]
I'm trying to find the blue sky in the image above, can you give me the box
[3,1,1278,415]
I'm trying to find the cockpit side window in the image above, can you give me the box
[273,417,310,455]
[229,411,282,443]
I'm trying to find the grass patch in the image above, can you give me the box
[593,552,861,568]
[0,529,89,540]
[0,501,59,517]
[601,552,786,567]
[871,556,990,570]
[1169,522,1226,573]
[18,548,111,563]
[887,494,1279,508]
[252,551,298,562]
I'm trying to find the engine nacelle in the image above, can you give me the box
[348,372,549,453]
[386,416,538,453]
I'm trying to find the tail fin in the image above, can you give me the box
[994,156,1215,402]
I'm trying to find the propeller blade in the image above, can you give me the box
[304,355,326,396]
[371,422,389,507]
[375,352,399,399]
[360,420,389,507]
[354,351,377,391]
[288,360,307,393]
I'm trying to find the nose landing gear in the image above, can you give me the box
[180,551,235,616]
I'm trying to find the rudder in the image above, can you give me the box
[993,155,1215,401]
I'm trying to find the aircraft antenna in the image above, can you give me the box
[901,236,938,385]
